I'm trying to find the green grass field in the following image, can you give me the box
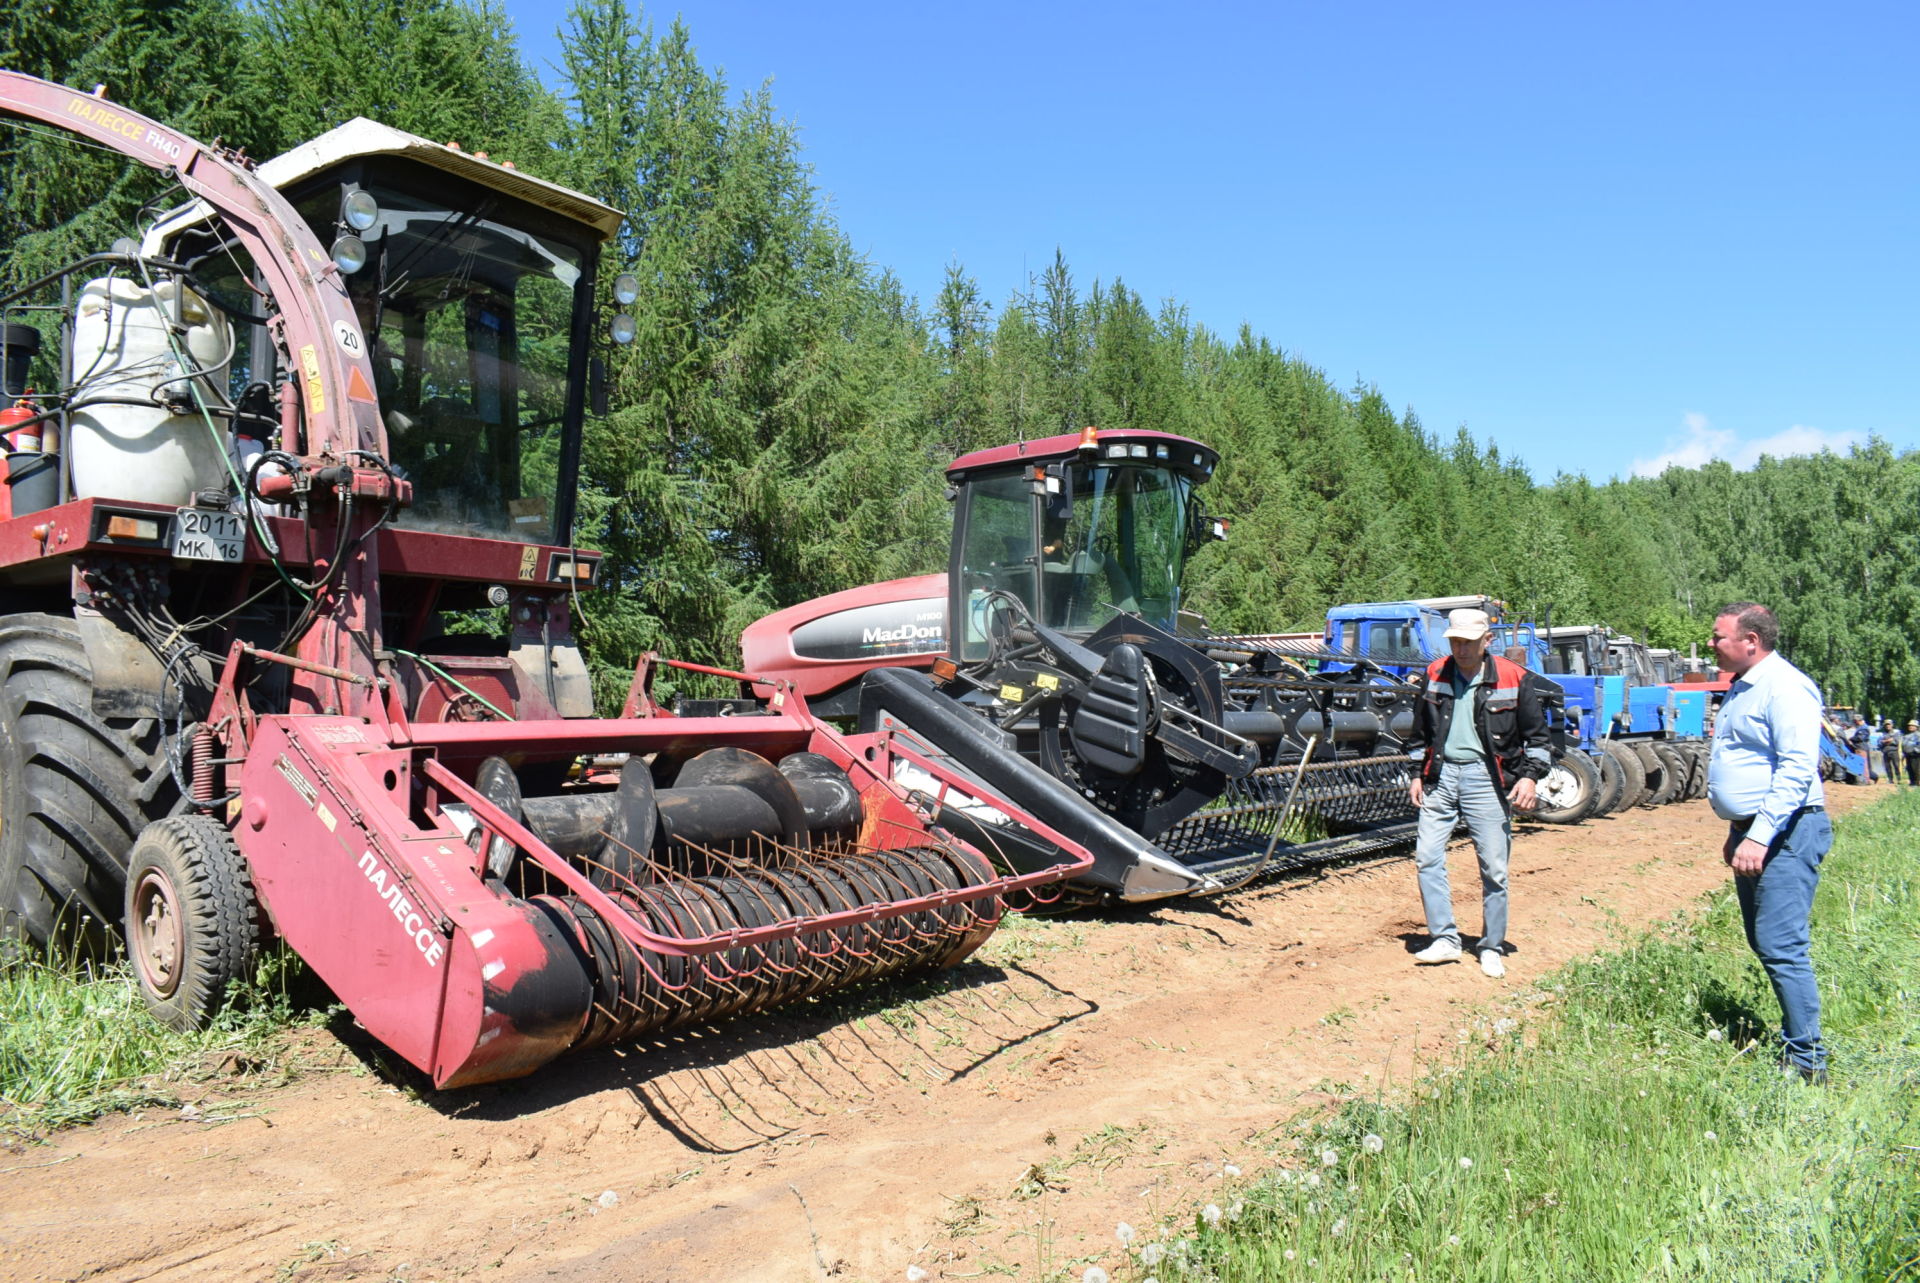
[0,945,314,1138]
[1111,788,1920,1282]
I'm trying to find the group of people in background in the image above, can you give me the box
[1847,714,1920,786]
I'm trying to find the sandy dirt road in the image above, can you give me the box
[1,785,1879,1283]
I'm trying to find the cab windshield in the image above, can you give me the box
[956,461,1194,656]
[297,178,587,543]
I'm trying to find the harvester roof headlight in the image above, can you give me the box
[610,313,636,345]
[1155,444,1169,458]
[331,234,369,275]
[342,189,380,231]
[1128,443,1148,458]
[1105,444,1127,459]
[612,272,641,305]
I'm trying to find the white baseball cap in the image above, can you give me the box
[1443,608,1492,641]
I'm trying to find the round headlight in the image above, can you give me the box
[342,189,381,232]
[612,272,641,306]
[331,235,368,275]
[610,313,636,345]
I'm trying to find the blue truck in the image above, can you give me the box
[1322,596,1527,677]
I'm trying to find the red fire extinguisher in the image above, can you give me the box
[0,396,39,453]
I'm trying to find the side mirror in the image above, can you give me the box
[590,357,608,417]
[1191,508,1230,546]
[1034,463,1071,522]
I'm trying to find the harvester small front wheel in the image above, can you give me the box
[1531,752,1600,824]
[124,816,265,1031]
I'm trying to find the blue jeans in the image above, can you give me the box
[1734,807,1831,1072]
[1414,760,1510,953]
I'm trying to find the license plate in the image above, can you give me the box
[171,507,246,563]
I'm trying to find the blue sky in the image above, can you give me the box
[505,1,1915,482]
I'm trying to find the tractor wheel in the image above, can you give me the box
[1532,751,1601,824]
[124,816,265,1031]
[1681,742,1711,800]
[1590,746,1627,816]
[0,614,180,955]
[1599,740,1647,810]
[1635,737,1681,806]
[1652,743,1692,805]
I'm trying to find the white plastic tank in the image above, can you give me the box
[70,276,233,505]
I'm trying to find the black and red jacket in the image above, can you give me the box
[1407,653,1553,800]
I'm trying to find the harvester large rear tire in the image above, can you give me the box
[0,613,180,955]
[1590,747,1627,816]
[1532,752,1600,824]
[124,816,265,1031]
[1599,740,1646,810]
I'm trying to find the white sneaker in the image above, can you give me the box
[1480,950,1506,978]
[1413,939,1463,964]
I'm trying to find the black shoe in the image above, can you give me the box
[1782,1063,1829,1086]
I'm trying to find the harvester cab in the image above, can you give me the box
[0,74,1088,1087]
[744,429,1427,904]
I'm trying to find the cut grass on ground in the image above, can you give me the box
[0,948,316,1139]
[1111,788,1920,1282]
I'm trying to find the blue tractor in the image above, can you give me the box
[1314,599,1621,825]
[1532,626,1712,819]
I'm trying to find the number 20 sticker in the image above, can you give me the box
[333,319,364,355]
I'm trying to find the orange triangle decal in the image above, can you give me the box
[346,365,378,404]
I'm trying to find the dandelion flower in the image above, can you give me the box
[1458,1157,1473,1170]
[1227,1200,1245,1221]
[1638,1090,1648,1098]
[1116,1222,1136,1246]
[1320,1148,1339,1167]
[1223,1163,1242,1178]
[905,1268,929,1283]
[1448,1234,1461,1246]
[1704,1131,1718,1142]
[1305,1172,1322,1188]
[1140,1243,1166,1267]
[1284,1250,1297,1262]
[1362,1133,1384,1153]
[1707,1028,1725,1042]
[1308,1259,1319,1268]
[1084,1269,1109,1283]
[1331,1218,1347,1237]
[1277,1169,1296,1184]
[1202,1204,1222,1227]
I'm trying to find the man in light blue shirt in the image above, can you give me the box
[1707,601,1831,1082]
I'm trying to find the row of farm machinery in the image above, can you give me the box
[0,77,1726,1092]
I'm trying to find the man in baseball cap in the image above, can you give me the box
[1405,606,1554,978]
